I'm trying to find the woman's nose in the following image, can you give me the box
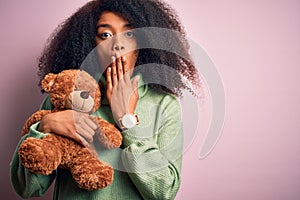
[112,44,125,51]
[111,36,125,52]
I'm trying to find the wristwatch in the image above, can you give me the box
[119,113,140,129]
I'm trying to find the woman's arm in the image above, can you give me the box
[105,56,183,199]
[121,96,183,200]
[10,95,98,197]
[37,97,98,147]
[10,97,56,198]
[10,123,57,198]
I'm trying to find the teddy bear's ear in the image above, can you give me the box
[41,73,57,93]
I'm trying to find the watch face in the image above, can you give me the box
[122,114,137,129]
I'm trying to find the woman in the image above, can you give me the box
[10,0,201,199]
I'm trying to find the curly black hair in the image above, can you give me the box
[38,0,202,97]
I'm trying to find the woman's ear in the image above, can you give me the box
[41,73,57,93]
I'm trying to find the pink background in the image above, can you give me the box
[1,0,300,199]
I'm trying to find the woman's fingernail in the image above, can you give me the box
[136,75,140,81]
[122,56,126,62]
[111,56,116,62]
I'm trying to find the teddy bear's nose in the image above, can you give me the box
[80,91,90,99]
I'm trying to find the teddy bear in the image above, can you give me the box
[18,69,122,191]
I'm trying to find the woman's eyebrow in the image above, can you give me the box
[124,23,133,27]
[96,24,111,29]
[96,23,133,30]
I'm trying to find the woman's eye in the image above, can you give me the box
[98,32,112,39]
[125,31,135,38]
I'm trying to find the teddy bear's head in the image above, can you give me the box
[41,69,101,113]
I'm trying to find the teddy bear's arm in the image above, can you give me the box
[94,117,123,149]
[21,110,53,136]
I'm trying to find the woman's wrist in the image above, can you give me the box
[117,113,140,131]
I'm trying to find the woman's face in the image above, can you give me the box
[95,11,139,72]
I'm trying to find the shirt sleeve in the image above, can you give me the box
[10,95,56,198]
[121,95,183,200]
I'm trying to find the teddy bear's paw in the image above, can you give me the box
[72,160,114,191]
[94,117,123,149]
[97,127,123,149]
[18,137,62,175]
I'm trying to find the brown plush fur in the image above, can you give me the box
[18,69,122,191]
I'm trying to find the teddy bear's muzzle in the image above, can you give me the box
[65,90,95,113]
